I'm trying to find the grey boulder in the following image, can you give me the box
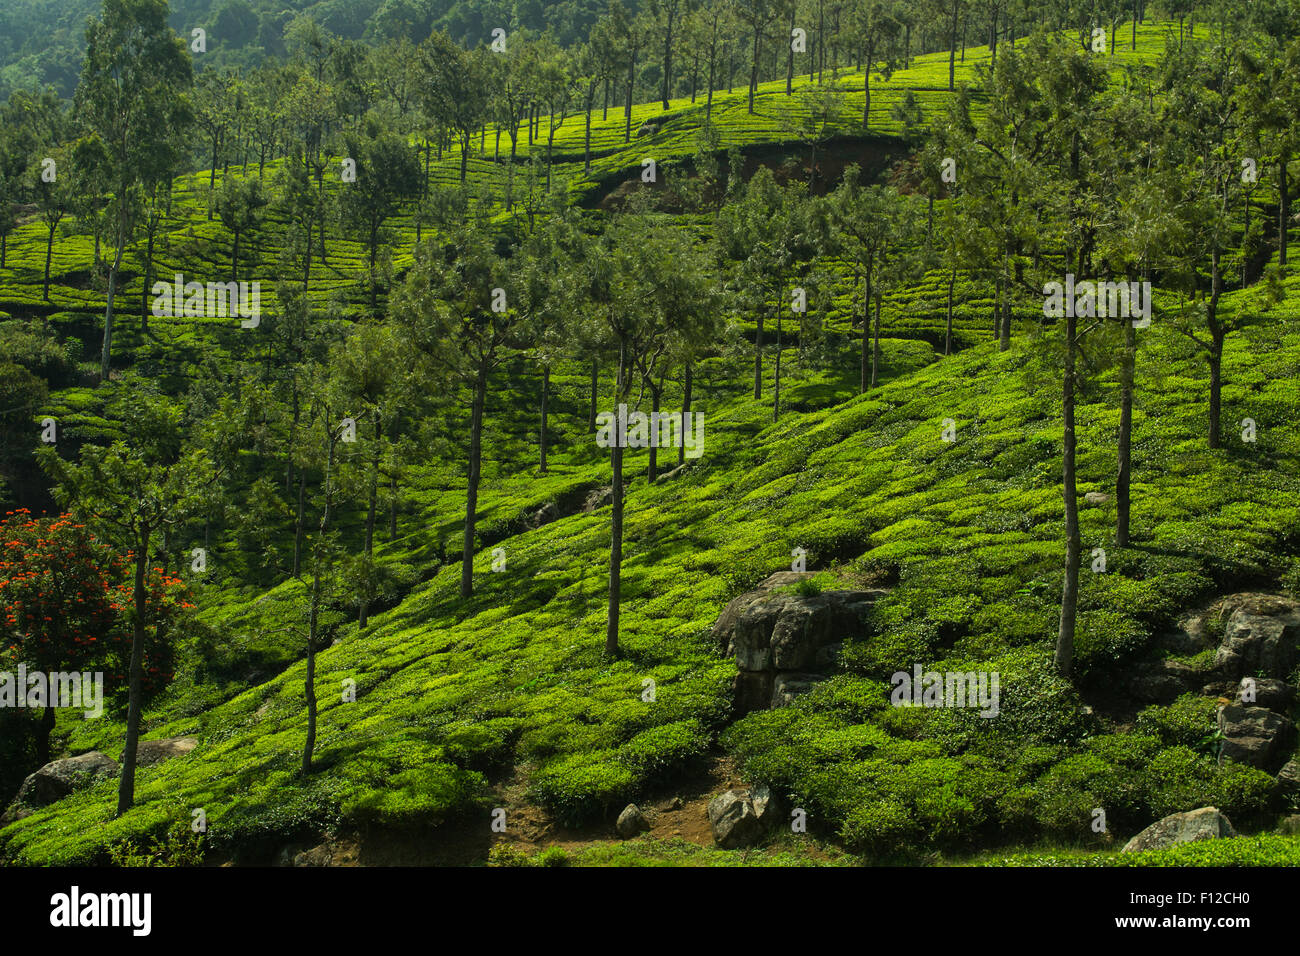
[1219,705,1296,773]
[615,803,650,838]
[3,751,119,822]
[1214,594,1300,681]
[1121,807,1236,854]
[707,784,777,849]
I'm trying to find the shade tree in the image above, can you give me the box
[73,0,194,381]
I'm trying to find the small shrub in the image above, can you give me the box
[487,843,533,867]
[1135,695,1218,750]
[840,800,919,856]
[535,846,570,867]
[529,752,637,826]
[109,820,205,867]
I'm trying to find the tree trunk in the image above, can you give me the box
[662,9,675,109]
[539,366,549,474]
[625,49,637,142]
[860,273,871,392]
[649,386,660,481]
[606,345,626,657]
[706,45,716,121]
[293,466,305,578]
[1116,317,1135,547]
[584,98,593,175]
[1279,156,1289,268]
[302,566,319,774]
[1055,313,1080,679]
[1208,248,1223,449]
[546,118,556,191]
[209,138,218,219]
[785,6,796,94]
[749,29,761,114]
[679,362,692,466]
[774,296,783,421]
[142,225,155,331]
[993,272,1003,339]
[37,700,56,766]
[116,522,151,815]
[1208,337,1223,449]
[360,419,380,629]
[389,474,398,540]
[998,276,1011,351]
[305,429,337,774]
[871,287,882,388]
[863,57,871,126]
[461,366,487,598]
[507,136,518,210]
[44,222,57,301]
[100,232,125,382]
[945,268,955,355]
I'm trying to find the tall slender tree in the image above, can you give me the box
[74,0,193,382]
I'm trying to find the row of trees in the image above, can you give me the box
[5,0,1293,383]
[926,28,1298,676]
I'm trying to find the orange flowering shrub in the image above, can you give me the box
[0,509,188,704]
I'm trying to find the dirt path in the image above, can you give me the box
[261,753,747,866]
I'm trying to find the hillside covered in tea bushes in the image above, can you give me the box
[1,4,1300,866]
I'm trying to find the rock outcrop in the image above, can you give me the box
[2,751,118,824]
[583,486,614,512]
[1218,705,1296,772]
[1279,759,1300,811]
[1121,807,1236,854]
[712,572,882,713]
[1125,594,1299,783]
[1214,593,1300,681]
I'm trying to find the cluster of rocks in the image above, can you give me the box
[520,482,616,530]
[1,736,197,825]
[710,571,884,713]
[611,787,780,849]
[1126,593,1299,790]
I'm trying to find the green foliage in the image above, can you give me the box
[3,15,1299,869]
[108,818,204,867]
[528,752,637,827]
[1135,695,1220,750]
